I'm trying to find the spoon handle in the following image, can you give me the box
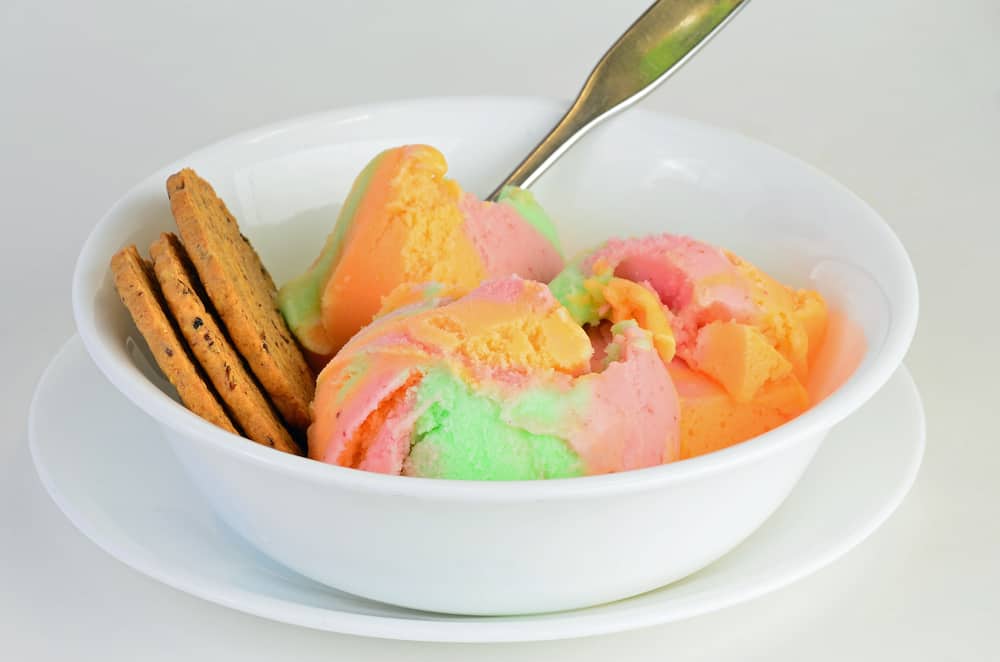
[487,0,749,201]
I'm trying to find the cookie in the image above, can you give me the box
[166,168,314,431]
[150,233,302,455]
[110,245,237,434]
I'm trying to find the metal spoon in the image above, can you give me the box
[487,0,749,201]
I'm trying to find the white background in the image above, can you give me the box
[3,0,998,659]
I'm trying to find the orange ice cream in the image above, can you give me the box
[667,359,809,459]
[550,233,830,458]
[278,145,565,367]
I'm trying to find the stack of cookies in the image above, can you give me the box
[111,169,314,455]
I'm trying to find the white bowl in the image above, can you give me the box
[72,97,918,616]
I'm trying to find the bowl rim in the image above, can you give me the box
[72,95,919,501]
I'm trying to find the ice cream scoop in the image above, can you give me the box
[308,277,680,479]
[551,233,826,457]
[278,145,565,367]
[552,234,827,398]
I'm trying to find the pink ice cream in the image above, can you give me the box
[550,233,829,459]
[308,277,680,479]
[277,145,565,367]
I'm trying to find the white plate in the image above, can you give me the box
[30,336,924,642]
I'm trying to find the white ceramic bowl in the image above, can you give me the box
[73,97,918,616]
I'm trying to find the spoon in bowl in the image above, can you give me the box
[487,0,750,201]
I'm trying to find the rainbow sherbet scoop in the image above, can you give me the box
[550,233,828,459]
[308,277,681,479]
[278,145,565,367]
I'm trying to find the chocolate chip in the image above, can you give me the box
[193,317,203,329]
[164,347,174,357]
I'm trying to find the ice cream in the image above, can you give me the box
[277,145,565,367]
[550,233,827,458]
[114,148,843,479]
[667,359,808,459]
[308,277,680,479]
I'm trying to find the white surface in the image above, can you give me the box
[3,0,998,658]
[29,337,925,642]
[72,96,915,615]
